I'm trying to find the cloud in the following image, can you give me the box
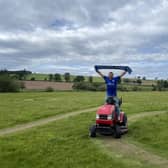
[0,0,168,79]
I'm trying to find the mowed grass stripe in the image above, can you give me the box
[0,107,97,136]
[0,92,104,129]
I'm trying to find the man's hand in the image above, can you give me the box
[95,65,104,78]
[95,65,99,72]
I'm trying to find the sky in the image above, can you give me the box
[0,0,168,79]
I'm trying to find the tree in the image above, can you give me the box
[156,80,168,90]
[163,80,168,88]
[0,69,8,75]
[64,72,71,82]
[73,75,85,82]
[142,76,146,80]
[137,79,142,85]
[54,73,62,82]
[88,76,93,83]
[123,78,130,83]
[17,69,30,80]
[49,74,53,81]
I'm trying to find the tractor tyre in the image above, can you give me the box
[114,125,121,138]
[122,113,127,126]
[89,125,96,138]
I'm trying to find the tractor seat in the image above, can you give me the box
[106,97,116,105]
[106,97,122,106]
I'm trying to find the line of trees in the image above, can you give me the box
[123,78,142,85]
[0,69,94,83]
[152,80,168,91]
[48,73,93,83]
[0,69,32,80]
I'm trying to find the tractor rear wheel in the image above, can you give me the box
[89,125,96,137]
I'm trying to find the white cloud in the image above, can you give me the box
[0,0,168,79]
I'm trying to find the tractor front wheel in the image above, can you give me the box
[89,125,97,137]
[122,113,127,126]
[114,125,121,138]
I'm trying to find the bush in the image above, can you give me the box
[30,77,35,81]
[72,82,105,91]
[45,87,54,92]
[73,76,85,82]
[132,86,141,91]
[117,85,128,91]
[123,78,130,83]
[97,84,106,91]
[0,75,20,92]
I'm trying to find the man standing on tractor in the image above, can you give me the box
[96,69,127,121]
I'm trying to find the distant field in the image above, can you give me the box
[26,73,103,82]
[26,73,48,80]
[26,73,155,85]
[24,81,73,90]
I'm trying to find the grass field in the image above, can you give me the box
[0,92,104,129]
[0,92,168,129]
[0,91,167,168]
[0,112,160,168]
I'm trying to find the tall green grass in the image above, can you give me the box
[127,113,168,158]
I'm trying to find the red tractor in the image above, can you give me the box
[89,65,132,138]
[89,97,128,138]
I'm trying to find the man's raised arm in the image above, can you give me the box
[120,70,127,78]
[96,69,104,78]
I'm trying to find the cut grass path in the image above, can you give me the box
[98,111,168,168]
[0,109,166,137]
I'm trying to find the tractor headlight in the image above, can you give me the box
[96,114,99,119]
[107,114,112,120]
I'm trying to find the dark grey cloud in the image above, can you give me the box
[0,0,168,79]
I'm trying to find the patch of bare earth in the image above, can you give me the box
[23,81,73,90]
